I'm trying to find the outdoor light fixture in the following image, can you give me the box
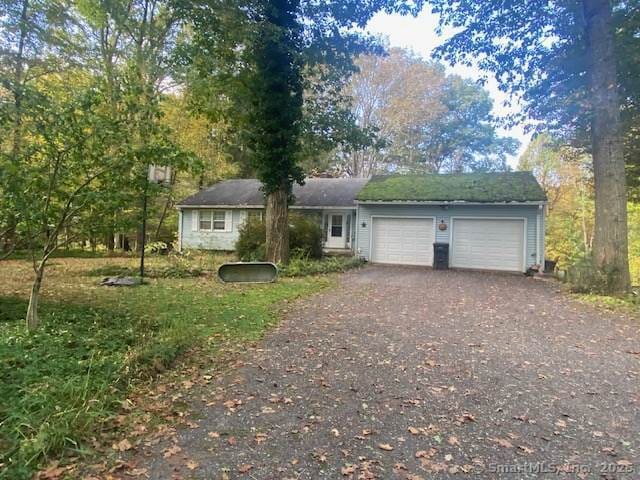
[361,221,367,228]
[438,219,448,231]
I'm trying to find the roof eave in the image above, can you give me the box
[355,200,547,205]
[176,204,357,210]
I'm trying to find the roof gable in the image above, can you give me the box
[356,172,546,203]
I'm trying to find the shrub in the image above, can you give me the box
[280,255,365,277]
[566,256,621,294]
[235,213,323,261]
[236,218,267,261]
[289,214,323,259]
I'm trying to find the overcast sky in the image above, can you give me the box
[365,9,530,168]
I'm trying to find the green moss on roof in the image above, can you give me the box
[356,172,546,203]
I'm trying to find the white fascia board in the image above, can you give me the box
[176,204,264,209]
[355,200,547,206]
[176,204,356,210]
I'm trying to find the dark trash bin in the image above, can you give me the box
[544,259,557,274]
[433,243,449,270]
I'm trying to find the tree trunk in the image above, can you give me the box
[265,186,289,264]
[26,262,45,331]
[583,0,631,293]
[105,231,115,251]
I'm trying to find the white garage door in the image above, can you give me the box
[451,218,525,272]
[371,217,434,266]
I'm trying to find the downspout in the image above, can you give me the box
[540,204,546,267]
[177,208,183,253]
[354,203,359,258]
[535,206,541,266]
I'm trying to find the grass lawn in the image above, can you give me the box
[577,291,640,315]
[0,253,332,479]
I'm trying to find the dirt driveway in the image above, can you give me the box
[140,266,639,479]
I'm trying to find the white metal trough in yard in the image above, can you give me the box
[217,262,278,283]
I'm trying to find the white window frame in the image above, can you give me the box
[194,209,232,233]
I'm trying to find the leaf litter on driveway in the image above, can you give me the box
[115,266,639,479]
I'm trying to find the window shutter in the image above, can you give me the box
[191,210,199,232]
[225,210,233,232]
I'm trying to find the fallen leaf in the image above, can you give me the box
[37,462,66,480]
[489,437,513,449]
[447,436,459,446]
[378,443,394,451]
[341,464,356,475]
[518,445,535,455]
[415,449,436,458]
[186,460,199,470]
[163,444,182,458]
[126,468,148,477]
[113,439,132,452]
[238,464,253,473]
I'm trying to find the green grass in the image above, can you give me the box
[0,257,330,479]
[356,171,547,202]
[578,291,640,315]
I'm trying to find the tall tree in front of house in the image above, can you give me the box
[247,0,303,263]
[428,0,631,293]
[177,0,422,264]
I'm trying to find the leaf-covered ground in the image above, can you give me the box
[0,255,330,479]
[124,265,639,479]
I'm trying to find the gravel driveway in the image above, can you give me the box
[140,265,639,479]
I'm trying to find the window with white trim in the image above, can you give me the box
[199,210,227,231]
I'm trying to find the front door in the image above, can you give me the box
[325,213,346,249]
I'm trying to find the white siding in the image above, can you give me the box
[180,209,245,251]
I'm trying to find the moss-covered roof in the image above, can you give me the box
[356,172,546,203]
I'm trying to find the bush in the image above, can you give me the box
[235,218,267,261]
[290,214,323,259]
[566,256,621,294]
[235,213,323,261]
[280,255,365,277]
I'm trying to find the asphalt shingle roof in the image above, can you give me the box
[177,178,370,208]
[356,172,546,203]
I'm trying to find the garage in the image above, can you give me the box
[450,218,525,272]
[371,217,434,266]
